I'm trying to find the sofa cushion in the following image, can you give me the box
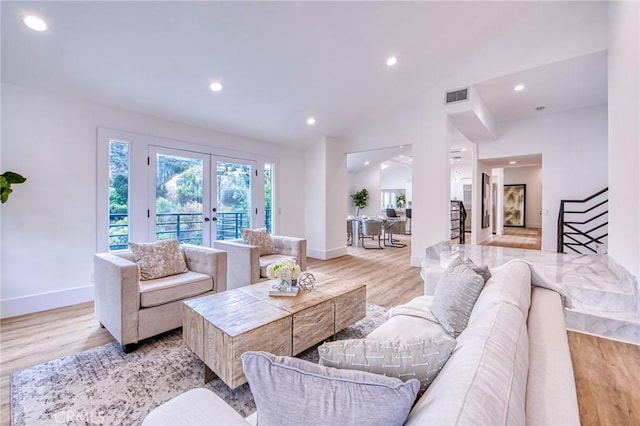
[431,261,485,337]
[139,271,212,308]
[406,303,529,426]
[526,287,580,426]
[318,337,456,392]
[141,388,249,426]
[259,254,296,278]
[129,239,188,280]
[470,260,532,323]
[242,351,420,426]
[240,228,275,256]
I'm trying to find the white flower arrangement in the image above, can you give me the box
[266,259,301,281]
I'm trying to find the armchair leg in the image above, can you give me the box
[122,343,138,353]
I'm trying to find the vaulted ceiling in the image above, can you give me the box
[1,1,607,147]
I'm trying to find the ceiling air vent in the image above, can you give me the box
[445,87,469,104]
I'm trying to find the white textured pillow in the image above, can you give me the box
[242,351,420,426]
[431,261,484,337]
[318,337,456,392]
[128,239,188,281]
[240,228,275,256]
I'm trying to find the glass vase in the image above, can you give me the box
[279,278,292,292]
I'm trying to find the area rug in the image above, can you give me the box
[11,304,387,426]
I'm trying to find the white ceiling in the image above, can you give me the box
[476,51,607,122]
[347,146,411,174]
[1,1,602,148]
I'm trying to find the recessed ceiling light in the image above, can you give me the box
[399,155,405,158]
[306,117,316,125]
[509,161,517,165]
[386,56,398,67]
[364,161,370,166]
[23,15,47,32]
[209,81,223,92]
[381,164,389,170]
[513,84,525,92]
[461,148,467,152]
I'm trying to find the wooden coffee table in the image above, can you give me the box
[183,273,366,389]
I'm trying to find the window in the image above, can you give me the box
[381,189,404,211]
[108,140,130,250]
[264,163,274,233]
[97,128,276,251]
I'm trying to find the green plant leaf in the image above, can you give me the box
[1,187,12,203]
[0,171,26,204]
[1,171,26,184]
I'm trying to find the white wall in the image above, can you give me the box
[381,164,411,190]
[450,163,472,200]
[608,1,640,280]
[347,172,357,216]
[1,83,306,318]
[504,166,543,228]
[472,153,493,245]
[354,166,381,217]
[305,140,326,258]
[304,137,348,260]
[479,105,608,251]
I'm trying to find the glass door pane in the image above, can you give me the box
[264,163,274,233]
[150,148,211,245]
[214,158,254,240]
[108,139,130,250]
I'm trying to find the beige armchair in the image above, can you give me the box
[94,244,227,352]
[214,236,307,289]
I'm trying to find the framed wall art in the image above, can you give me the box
[504,184,526,227]
[481,173,490,229]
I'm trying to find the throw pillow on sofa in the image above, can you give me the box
[239,228,275,256]
[431,259,485,337]
[128,239,188,280]
[318,337,456,392]
[464,258,492,283]
[241,351,420,426]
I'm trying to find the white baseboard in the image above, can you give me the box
[307,246,348,260]
[410,256,423,267]
[1,285,94,319]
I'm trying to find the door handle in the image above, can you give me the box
[204,217,210,222]
[212,217,218,221]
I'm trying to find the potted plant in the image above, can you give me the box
[0,171,27,204]
[351,188,369,217]
[396,193,406,210]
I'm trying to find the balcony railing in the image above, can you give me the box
[109,210,272,250]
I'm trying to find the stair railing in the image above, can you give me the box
[557,188,608,254]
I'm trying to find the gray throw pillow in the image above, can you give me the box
[128,239,188,281]
[431,261,485,337]
[241,351,420,426]
[463,257,492,283]
[318,337,456,392]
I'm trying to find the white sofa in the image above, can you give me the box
[143,260,580,425]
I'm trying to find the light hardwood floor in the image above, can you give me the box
[1,234,638,425]
[484,227,542,250]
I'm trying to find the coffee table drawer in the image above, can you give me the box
[292,299,335,355]
[205,316,292,389]
[334,286,366,332]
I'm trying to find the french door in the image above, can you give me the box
[148,147,255,245]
